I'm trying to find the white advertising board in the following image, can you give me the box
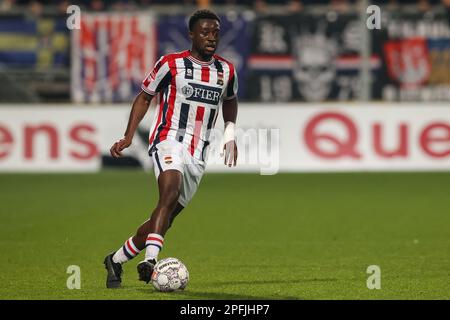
[1,104,449,173]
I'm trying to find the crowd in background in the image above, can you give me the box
[1,0,449,103]
[1,0,450,16]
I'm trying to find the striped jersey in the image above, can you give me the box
[141,50,238,162]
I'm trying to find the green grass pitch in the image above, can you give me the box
[0,171,449,300]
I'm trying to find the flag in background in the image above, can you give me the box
[0,17,69,69]
[384,37,431,88]
[72,14,157,103]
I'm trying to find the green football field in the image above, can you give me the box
[0,171,449,300]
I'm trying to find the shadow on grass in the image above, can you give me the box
[131,278,338,300]
[134,288,303,300]
[206,278,338,287]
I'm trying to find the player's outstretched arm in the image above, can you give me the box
[222,97,238,167]
[110,91,153,158]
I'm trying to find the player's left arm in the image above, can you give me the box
[222,97,238,167]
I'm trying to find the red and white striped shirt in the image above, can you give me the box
[141,50,238,161]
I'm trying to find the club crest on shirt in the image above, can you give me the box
[164,156,173,164]
[181,85,194,98]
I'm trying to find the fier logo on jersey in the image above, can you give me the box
[182,83,221,105]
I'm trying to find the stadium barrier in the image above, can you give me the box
[0,104,449,173]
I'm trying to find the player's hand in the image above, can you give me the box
[110,137,132,158]
[222,140,238,167]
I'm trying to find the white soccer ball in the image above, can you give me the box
[151,257,189,292]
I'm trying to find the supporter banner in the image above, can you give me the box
[157,13,251,99]
[247,12,450,103]
[380,12,450,102]
[0,104,449,172]
[0,17,69,68]
[247,14,384,102]
[71,14,157,103]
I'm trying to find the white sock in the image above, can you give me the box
[112,237,141,264]
[145,233,164,261]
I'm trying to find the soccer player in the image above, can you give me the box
[104,9,239,288]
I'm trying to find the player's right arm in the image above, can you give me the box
[110,55,171,158]
[110,91,153,158]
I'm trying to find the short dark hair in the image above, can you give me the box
[188,9,220,32]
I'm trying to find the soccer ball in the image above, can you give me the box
[151,257,189,292]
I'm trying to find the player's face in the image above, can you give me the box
[190,19,220,59]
